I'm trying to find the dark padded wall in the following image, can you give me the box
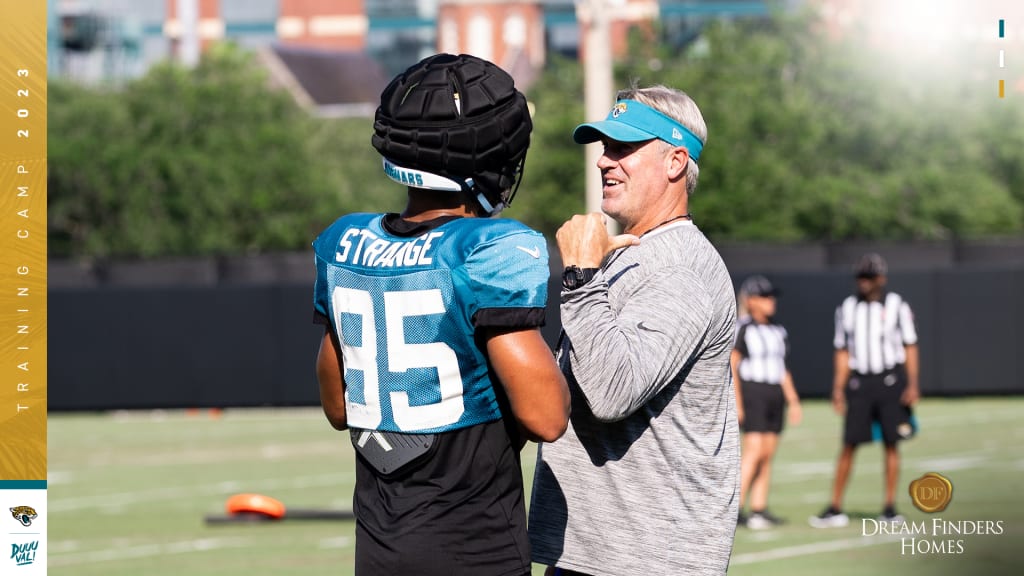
[49,285,322,410]
[48,266,1023,411]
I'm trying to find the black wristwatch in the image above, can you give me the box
[562,265,599,291]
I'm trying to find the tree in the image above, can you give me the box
[514,55,588,235]
[524,11,1024,241]
[50,15,1024,259]
[49,43,364,258]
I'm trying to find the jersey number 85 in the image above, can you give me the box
[332,286,465,432]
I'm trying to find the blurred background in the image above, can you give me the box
[44,0,1023,574]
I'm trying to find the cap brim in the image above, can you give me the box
[573,121,658,144]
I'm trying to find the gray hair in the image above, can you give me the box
[616,84,707,195]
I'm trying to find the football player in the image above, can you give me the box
[312,53,570,576]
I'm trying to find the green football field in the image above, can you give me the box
[47,397,1023,575]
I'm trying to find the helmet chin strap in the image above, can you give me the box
[474,191,504,216]
[462,178,508,217]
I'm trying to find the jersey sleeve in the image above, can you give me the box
[463,229,549,329]
[833,304,847,350]
[898,300,918,346]
[781,325,790,368]
[733,322,749,357]
[312,262,330,325]
[311,225,338,326]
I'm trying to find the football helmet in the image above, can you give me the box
[371,53,532,216]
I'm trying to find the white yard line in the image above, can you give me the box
[770,449,1008,485]
[65,440,348,469]
[107,407,322,421]
[318,536,352,549]
[48,537,250,567]
[48,472,354,512]
[731,534,899,565]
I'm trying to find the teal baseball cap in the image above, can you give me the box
[572,99,704,161]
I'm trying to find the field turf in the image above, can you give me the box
[47,397,1023,575]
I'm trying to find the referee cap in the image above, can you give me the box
[854,253,888,278]
[740,275,778,298]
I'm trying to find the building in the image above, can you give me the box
[51,0,771,107]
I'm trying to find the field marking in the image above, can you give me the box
[319,536,352,549]
[51,424,343,453]
[731,534,899,565]
[48,537,250,567]
[49,540,82,553]
[48,472,354,512]
[56,439,349,469]
[747,531,784,542]
[47,471,74,485]
[912,455,990,472]
[770,448,1011,486]
[50,409,331,446]
[783,402,1024,443]
[108,407,323,421]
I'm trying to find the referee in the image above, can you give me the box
[732,275,802,529]
[810,253,920,528]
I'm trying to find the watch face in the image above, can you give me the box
[563,266,596,290]
[562,266,582,289]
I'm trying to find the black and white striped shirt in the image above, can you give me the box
[734,317,789,385]
[833,292,918,375]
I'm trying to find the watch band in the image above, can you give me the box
[562,265,599,290]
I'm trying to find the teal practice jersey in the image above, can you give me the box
[312,213,549,434]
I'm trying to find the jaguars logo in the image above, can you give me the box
[611,102,628,118]
[10,506,37,527]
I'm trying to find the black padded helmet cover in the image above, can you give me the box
[371,53,532,213]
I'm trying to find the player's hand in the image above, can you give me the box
[787,402,803,426]
[557,213,639,268]
[736,405,745,426]
[901,385,920,407]
[831,389,845,415]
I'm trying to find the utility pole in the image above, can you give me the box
[178,0,200,67]
[579,0,613,220]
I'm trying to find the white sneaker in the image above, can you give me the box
[747,511,784,530]
[808,507,849,528]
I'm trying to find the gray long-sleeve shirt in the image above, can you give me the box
[529,221,740,575]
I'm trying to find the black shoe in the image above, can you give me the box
[747,509,785,530]
[737,511,748,527]
[808,505,849,528]
[878,505,904,523]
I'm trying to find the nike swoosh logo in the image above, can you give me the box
[516,246,541,259]
[637,321,660,333]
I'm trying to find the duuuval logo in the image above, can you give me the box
[909,472,953,513]
[10,540,38,567]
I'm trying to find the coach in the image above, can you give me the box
[529,85,739,576]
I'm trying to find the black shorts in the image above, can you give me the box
[844,367,914,445]
[741,380,786,434]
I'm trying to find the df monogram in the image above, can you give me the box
[909,472,953,513]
